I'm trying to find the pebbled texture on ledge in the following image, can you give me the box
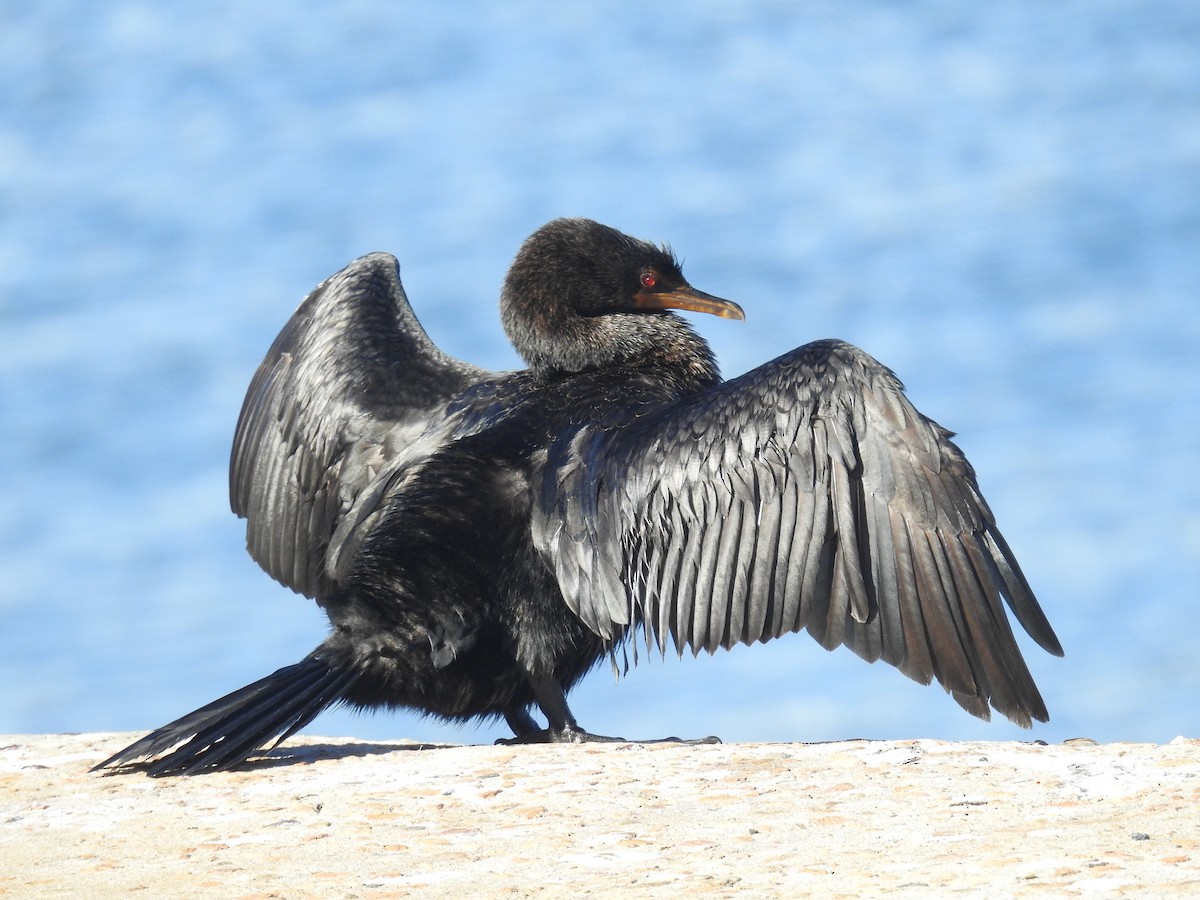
[2,733,1198,897]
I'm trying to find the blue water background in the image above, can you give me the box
[2,2,1198,747]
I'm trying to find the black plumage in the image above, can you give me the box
[96,218,1062,776]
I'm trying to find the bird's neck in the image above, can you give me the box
[509,309,721,388]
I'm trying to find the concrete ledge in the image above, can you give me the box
[2,733,1197,897]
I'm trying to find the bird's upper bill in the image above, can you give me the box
[633,284,746,321]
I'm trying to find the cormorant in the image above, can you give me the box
[96,218,1062,776]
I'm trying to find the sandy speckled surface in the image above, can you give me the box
[1,734,1197,897]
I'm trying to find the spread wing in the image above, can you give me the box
[230,253,489,599]
[533,339,1063,726]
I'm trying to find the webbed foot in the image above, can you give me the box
[496,726,720,746]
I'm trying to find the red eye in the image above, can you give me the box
[640,271,657,288]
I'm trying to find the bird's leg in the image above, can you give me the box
[496,673,720,745]
[497,673,617,744]
[503,708,541,737]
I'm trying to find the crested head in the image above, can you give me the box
[500,218,741,379]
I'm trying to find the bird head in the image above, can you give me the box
[500,218,742,377]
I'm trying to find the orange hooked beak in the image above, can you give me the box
[633,284,745,321]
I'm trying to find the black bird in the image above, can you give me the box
[97,218,1062,776]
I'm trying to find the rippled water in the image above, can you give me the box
[2,2,1198,747]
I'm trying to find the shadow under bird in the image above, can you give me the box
[97,218,1063,776]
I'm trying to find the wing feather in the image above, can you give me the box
[665,496,693,652]
[535,339,1062,726]
[778,466,812,635]
[744,461,783,645]
[888,509,935,685]
[692,480,725,654]
[230,253,487,598]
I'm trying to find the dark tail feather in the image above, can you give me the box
[93,651,361,777]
